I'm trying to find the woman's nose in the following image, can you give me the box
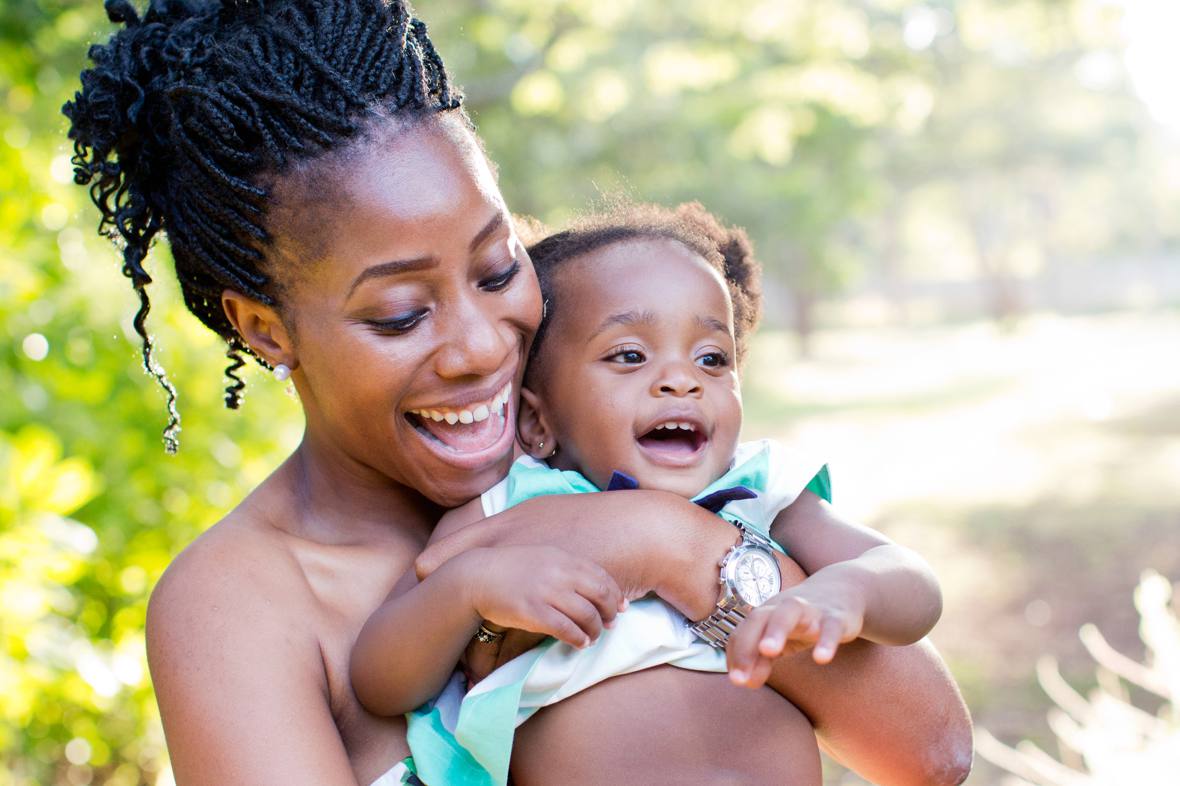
[651,361,703,398]
[434,297,514,379]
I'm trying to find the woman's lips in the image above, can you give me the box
[408,381,512,426]
[404,382,516,471]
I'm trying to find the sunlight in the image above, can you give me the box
[1121,0,1180,133]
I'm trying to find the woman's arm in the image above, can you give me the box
[415,489,741,618]
[146,538,361,786]
[769,639,973,786]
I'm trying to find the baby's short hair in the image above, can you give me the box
[524,202,763,371]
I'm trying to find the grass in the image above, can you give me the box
[739,309,1180,785]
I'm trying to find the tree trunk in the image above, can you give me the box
[792,287,816,358]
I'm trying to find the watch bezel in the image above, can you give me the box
[721,537,782,608]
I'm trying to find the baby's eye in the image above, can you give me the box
[696,350,729,368]
[605,346,646,364]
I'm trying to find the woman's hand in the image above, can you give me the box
[725,577,867,688]
[468,545,625,650]
[463,627,551,686]
[415,490,760,621]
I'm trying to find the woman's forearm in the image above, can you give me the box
[414,490,749,621]
[766,638,973,786]
[351,554,482,717]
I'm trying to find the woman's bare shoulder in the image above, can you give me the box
[144,492,360,784]
[146,501,323,697]
[149,492,310,630]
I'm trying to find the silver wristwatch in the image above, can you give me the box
[690,526,782,649]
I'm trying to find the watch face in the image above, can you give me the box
[733,550,780,606]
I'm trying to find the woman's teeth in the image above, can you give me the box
[409,382,512,425]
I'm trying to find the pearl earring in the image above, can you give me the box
[273,363,291,382]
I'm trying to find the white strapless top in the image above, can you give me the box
[370,759,414,786]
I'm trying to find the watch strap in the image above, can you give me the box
[690,603,748,650]
[688,525,777,650]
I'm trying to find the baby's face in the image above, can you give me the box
[532,238,742,497]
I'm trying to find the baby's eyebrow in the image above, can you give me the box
[588,309,657,340]
[696,315,730,334]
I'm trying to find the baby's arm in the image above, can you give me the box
[727,491,971,786]
[726,489,942,686]
[349,501,623,717]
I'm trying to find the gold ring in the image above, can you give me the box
[475,623,505,644]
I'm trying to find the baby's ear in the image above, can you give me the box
[517,386,556,459]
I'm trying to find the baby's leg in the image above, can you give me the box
[511,665,820,786]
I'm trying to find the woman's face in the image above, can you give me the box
[267,115,542,507]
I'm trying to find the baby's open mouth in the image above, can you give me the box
[405,382,512,454]
[636,420,707,463]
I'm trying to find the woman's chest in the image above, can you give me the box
[296,542,419,783]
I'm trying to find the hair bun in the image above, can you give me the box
[673,202,762,308]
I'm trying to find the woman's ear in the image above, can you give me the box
[517,386,556,459]
[221,289,297,370]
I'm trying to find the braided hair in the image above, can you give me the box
[63,0,463,452]
[526,202,764,371]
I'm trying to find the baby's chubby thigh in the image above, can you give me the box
[510,665,821,786]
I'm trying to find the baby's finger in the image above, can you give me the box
[795,603,822,639]
[533,605,592,650]
[741,656,775,689]
[552,593,604,645]
[727,607,771,681]
[812,617,847,664]
[757,603,804,658]
[574,564,624,628]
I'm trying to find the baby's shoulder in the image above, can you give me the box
[719,439,830,526]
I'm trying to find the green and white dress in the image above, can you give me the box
[405,439,831,786]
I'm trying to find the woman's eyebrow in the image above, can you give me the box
[347,256,438,298]
[468,211,505,252]
[345,213,506,299]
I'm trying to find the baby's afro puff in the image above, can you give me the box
[523,201,764,368]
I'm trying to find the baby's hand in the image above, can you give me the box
[725,580,866,689]
[467,545,625,651]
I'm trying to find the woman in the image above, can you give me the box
[65,1,972,784]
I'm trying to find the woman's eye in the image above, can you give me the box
[480,260,521,292]
[607,348,646,364]
[367,308,429,334]
[696,351,729,368]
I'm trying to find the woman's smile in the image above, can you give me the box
[404,380,517,466]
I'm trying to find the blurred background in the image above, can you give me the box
[2,0,1178,784]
